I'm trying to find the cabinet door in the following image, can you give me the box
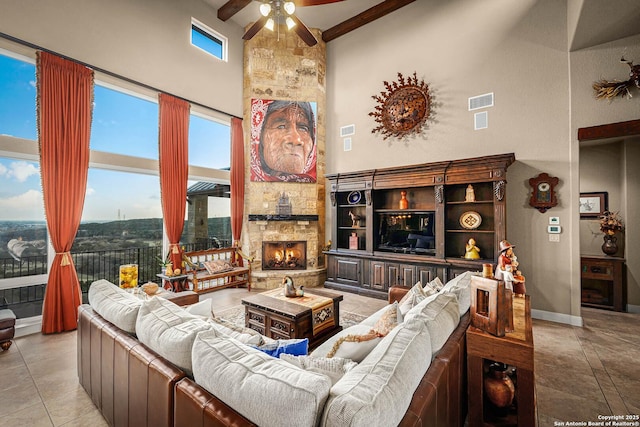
[370,261,385,290]
[334,257,362,286]
[386,263,416,288]
[416,265,440,285]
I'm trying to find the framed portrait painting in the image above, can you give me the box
[579,192,607,218]
[249,98,317,183]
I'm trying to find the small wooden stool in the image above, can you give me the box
[0,309,16,351]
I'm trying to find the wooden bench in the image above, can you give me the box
[183,247,251,294]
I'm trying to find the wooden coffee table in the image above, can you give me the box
[242,288,343,350]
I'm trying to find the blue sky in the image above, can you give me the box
[0,53,230,222]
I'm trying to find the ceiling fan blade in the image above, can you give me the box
[295,0,345,6]
[218,0,252,22]
[242,16,269,40]
[291,15,318,46]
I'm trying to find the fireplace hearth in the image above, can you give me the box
[262,241,307,270]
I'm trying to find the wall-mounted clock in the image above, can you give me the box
[528,173,559,213]
[369,72,431,140]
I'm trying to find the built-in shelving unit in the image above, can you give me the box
[324,153,515,299]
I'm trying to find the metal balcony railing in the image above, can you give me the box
[0,237,230,319]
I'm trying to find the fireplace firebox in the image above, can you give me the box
[262,241,307,270]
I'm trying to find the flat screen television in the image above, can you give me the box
[375,211,435,255]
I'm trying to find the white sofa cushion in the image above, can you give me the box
[280,354,358,385]
[135,296,211,376]
[321,313,433,427]
[441,270,479,316]
[405,292,460,354]
[207,317,265,346]
[184,299,215,319]
[88,279,142,333]
[192,331,332,427]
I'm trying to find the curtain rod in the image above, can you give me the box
[0,31,242,120]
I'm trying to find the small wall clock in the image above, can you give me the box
[528,173,559,213]
[369,72,431,140]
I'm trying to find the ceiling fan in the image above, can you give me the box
[217,0,345,46]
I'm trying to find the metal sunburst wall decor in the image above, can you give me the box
[369,72,432,140]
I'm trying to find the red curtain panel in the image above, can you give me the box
[230,117,245,266]
[158,93,190,270]
[37,51,93,333]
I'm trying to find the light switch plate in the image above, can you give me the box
[549,234,560,242]
[549,216,560,225]
[548,225,562,234]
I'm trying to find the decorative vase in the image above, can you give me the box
[601,234,618,256]
[483,363,515,409]
[399,191,409,210]
[165,263,174,277]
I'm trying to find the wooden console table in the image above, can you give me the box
[580,255,626,312]
[467,295,535,427]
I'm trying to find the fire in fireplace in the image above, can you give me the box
[262,241,307,270]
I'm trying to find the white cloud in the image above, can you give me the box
[0,189,44,220]
[86,187,95,196]
[7,161,39,182]
[0,163,7,176]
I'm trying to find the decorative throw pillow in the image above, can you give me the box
[326,332,381,363]
[423,277,444,296]
[372,301,402,336]
[398,281,426,316]
[184,299,215,319]
[251,338,309,358]
[203,259,233,275]
[280,354,358,385]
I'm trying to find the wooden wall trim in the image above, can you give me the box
[578,119,640,141]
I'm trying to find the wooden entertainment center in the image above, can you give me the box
[324,153,515,298]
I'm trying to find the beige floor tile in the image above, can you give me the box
[0,378,42,418]
[44,385,100,426]
[2,401,53,426]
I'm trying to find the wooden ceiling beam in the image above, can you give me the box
[322,0,416,43]
[217,0,252,22]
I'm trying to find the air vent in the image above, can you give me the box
[340,124,355,137]
[474,111,488,130]
[343,137,352,151]
[468,93,494,111]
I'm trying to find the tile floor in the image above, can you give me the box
[0,287,638,426]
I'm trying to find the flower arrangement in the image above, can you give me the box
[599,210,624,235]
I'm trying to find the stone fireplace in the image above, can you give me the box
[241,25,327,290]
[262,240,307,270]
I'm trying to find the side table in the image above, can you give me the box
[466,295,535,427]
[157,274,189,292]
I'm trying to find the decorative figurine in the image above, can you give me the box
[348,210,361,227]
[399,191,409,209]
[283,276,304,297]
[495,240,526,296]
[464,238,481,259]
[465,184,476,202]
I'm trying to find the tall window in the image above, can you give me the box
[0,49,231,317]
[0,51,37,139]
[91,84,158,158]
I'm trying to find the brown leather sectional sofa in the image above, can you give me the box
[77,289,469,426]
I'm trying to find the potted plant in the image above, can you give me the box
[599,210,624,255]
[156,252,173,275]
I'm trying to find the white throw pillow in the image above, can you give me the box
[325,332,381,363]
[280,354,357,385]
[371,301,402,336]
[398,281,427,316]
[423,276,444,295]
[441,271,479,315]
[322,314,433,427]
[184,299,215,319]
[88,279,142,333]
[408,293,460,354]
